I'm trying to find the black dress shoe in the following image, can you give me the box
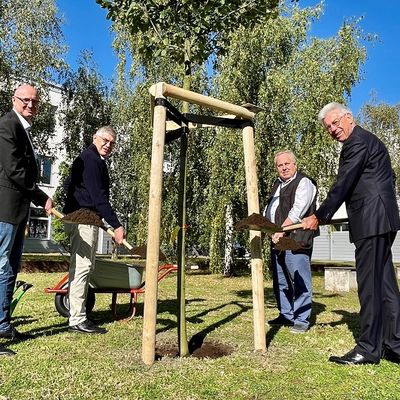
[0,326,33,340]
[0,346,15,356]
[329,349,378,365]
[382,348,400,364]
[267,315,294,326]
[68,320,107,334]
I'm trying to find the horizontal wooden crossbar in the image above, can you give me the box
[149,82,255,120]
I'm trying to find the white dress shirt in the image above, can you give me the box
[264,173,317,224]
[13,108,35,157]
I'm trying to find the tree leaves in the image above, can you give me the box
[96,0,279,65]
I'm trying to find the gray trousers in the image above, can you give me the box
[65,224,98,326]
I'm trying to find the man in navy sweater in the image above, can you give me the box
[64,126,125,334]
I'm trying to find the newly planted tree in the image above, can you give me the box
[97,0,279,358]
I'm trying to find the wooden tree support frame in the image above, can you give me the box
[143,82,266,365]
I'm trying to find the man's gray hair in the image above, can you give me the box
[274,150,297,165]
[318,102,352,124]
[96,125,116,139]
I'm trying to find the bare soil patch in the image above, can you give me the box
[21,260,69,273]
[155,340,234,360]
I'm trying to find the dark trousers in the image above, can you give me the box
[354,232,400,362]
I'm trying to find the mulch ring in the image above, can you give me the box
[156,339,234,360]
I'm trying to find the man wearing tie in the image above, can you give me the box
[302,102,400,365]
[0,84,53,356]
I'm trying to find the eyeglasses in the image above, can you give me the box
[96,135,116,146]
[14,96,38,107]
[324,114,347,130]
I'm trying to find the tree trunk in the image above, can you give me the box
[223,202,234,276]
[176,38,192,357]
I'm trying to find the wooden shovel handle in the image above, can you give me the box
[51,208,134,251]
[282,218,349,232]
[282,223,303,232]
[50,208,64,219]
[104,227,133,250]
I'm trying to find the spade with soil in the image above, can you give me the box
[50,208,166,260]
[235,213,348,234]
[235,213,348,251]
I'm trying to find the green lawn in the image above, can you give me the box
[0,270,398,400]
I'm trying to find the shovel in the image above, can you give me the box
[50,208,167,260]
[235,213,348,234]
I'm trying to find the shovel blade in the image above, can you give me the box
[235,213,281,234]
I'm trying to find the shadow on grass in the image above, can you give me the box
[156,298,251,336]
[7,315,69,342]
[322,310,360,340]
[187,301,251,353]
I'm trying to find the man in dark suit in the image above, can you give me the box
[302,102,400,365]
[0,84,53,356]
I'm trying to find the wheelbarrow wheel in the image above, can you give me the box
[54,283,96,318]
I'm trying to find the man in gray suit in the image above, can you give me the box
[303,102,400,365]
[0,84,53,356]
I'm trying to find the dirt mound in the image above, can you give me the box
[156,340,234,360]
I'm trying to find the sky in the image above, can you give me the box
[56,0,400,115]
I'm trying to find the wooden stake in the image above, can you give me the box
[149,82,254,120]
[144,82,265,362]
[242,124,266,352]
[142,83,167,366]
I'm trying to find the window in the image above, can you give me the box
[331,222,349,232]
[36,155,52,185]
[28,207,50,239]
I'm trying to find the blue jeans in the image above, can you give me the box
[0,220,27,330]
[271,249,312,328]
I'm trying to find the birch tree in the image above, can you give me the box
[208,3,367,272]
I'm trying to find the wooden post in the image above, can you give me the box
[149,82,254,120]
[242,124,266,352]
[142,83,167,366]
[145,82,264,360]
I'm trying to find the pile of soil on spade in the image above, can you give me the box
[235,213,278,232]
[62,208,105,227]
[274,237,304,251]
[155,340,234,360]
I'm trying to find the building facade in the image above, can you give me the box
[23,85,113,254]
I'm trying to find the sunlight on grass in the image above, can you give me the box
[0,271,398,399]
